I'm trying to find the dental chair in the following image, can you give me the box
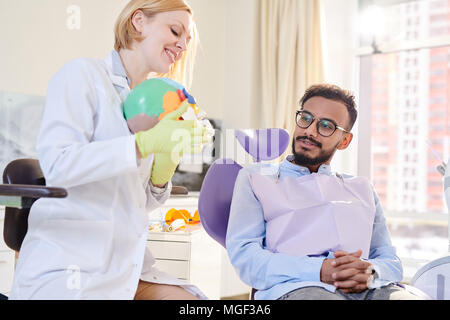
[198,129,431,300]
[198,128,290,299]
[0,159,68,299]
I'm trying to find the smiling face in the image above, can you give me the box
[292,96,353,171]
[132,10,192,74]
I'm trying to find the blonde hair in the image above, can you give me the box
[114,0,198,87]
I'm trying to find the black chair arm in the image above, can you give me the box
[0,184,67,209]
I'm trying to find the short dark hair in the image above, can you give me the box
[299,84,358,130]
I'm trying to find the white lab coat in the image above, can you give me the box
[9,53,207,300]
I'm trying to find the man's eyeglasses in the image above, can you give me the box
[295,110,350,137]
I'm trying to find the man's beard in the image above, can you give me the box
[291,136,338,167]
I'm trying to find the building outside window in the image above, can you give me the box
[358,0,450,281]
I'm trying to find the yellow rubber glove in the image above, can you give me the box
[135,102,200,158]
[150,153,181,185]
[150,125,210,185]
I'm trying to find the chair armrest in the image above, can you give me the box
[171,185,188,195]
[0,184,67,208]
[0,184,67,198]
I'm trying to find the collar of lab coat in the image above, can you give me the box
[105,51,130,89]
[110,50,131,86]
[105,50,131,102]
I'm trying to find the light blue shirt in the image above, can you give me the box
[226,155,403,300]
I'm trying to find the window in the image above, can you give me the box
[366,41,450,214]
[358,0,450,281]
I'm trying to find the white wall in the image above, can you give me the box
[321,0,359,91]
[184,0,259,130]
[0,0,129,96]
[0,0,258,131]
[187,0,226,123]
[320,0,360,175]
[0,0,361,171]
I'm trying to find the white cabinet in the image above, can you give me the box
[0,251,14,295]
[0,207,7,252]
[149,240,191,261]
[0,206,15,295]
[147,194,251,300]
[147,231,193,281]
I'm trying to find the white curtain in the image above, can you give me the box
[258,0,324,136]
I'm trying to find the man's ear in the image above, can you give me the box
[336,132,353,150]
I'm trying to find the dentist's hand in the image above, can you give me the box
[149,123,209,185]
[135,101,204,159]
[320,250,373,294]
[150,152,181,186]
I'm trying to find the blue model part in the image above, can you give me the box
[182,88,196,104]
[159,77,184,90]
[159,78,196,104]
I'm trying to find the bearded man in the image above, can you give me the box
[225,84,423,300]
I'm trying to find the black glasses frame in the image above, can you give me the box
[295,110,350,137]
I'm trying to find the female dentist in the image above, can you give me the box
[9,0,207,300]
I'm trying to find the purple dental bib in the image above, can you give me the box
[249,172,376,259]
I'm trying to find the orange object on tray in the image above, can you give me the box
[165,208,200,225]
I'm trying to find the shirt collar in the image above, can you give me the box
[281,154,332,175]
[111,50,131,86]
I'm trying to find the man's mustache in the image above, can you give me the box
[295,136,322,148]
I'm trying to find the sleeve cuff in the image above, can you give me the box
[149,182,168,195]
[367,262,383,289]
[147,180,172,205]
[293,255,326,283]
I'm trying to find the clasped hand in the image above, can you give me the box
[320,250,374,294]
